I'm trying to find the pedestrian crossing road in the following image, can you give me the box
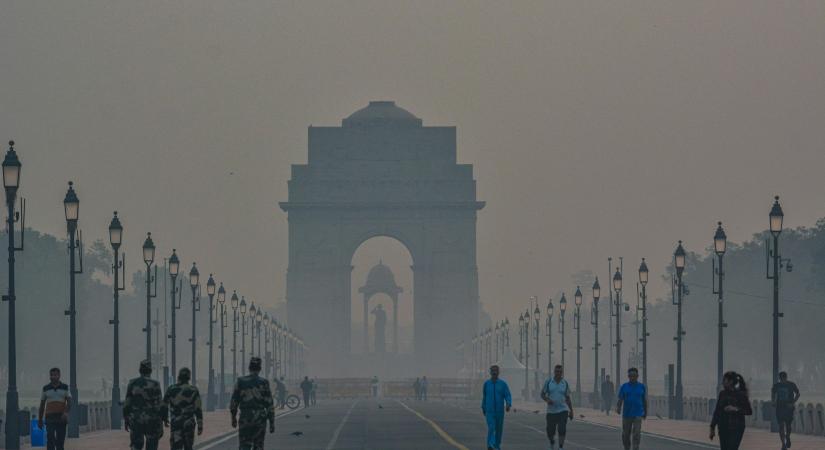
[200,399,716,449]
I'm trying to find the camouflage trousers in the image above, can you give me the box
[238,417,267,450]
[129,420,163,450]
[170,421,196,450]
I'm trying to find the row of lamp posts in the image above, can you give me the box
[0,141,308,448]
[467,196,788,421]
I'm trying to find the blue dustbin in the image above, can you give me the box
[30,419,45,447]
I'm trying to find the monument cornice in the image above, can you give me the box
[279,201,485,211]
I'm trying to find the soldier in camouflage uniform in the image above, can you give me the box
[123,360,166,450]
[162,367,203,450]
[230,357,275,450]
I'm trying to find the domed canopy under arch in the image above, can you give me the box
[359,260,403,297]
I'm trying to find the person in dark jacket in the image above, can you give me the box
[300,376,313,408]
[601,375,615,415]
[710,371,753,450]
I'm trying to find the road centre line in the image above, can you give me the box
[396,400,471,450]
[325,399,360,450]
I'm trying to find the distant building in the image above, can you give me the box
[281,101,484,376]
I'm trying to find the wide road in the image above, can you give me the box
[200,399,714,449]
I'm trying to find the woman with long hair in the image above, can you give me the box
[710,371,753,450]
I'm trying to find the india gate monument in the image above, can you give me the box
[280,101,484,376]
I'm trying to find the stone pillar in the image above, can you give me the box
[392,295,399,354]
[363,294,369,353]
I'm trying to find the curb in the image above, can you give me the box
[577,418,717,449]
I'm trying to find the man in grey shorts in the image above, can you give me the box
[541,365,574,450]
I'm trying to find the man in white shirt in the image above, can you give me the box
[541,365,574,450]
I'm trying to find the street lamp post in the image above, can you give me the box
[485,329,492,368]
[470,335,476,377]
[607,257,613,377]
[478,330,487,370]
[612,267,623,386]
[217,283,226,407]
[518,314,524,362]
[168,249,181,387]
[533,304,541,394]
[285,329,292,380]
[206,274,216,411]
[504,318,510,348]
[545,299,554,376]
[500,320,506,356]
[108,212,125,429]
[240,298,248,371]
[273,322,280,379]
[290,330,296,380]
[63,182,82,438]
[524,310,531,399]
[249,303,257,357]
[256,308,263,360]
[142,234,158,363]
[189,263,200,387]
[521,310,530,400]
[263,314,270,378]
[638,259,649,387]
[674,241,687,420]
[559,293,567,370]
[767,196,789,432]
[591,278,601,405]
[712,223,727,394]
[3,140,24,450]
[574,287,583,405]
[494,323,500,362]
[231,291,239,382]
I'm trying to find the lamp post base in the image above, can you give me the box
[5,390,20,449]
[110,386,122,429]
[68,387,80,438]
[206,369,215,412]
[674,385,684,420]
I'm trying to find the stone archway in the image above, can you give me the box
[280,101,484,376]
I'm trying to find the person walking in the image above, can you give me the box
[371,376,380,397]
[541,365,574,450]
[123,360,166,450]
[230,357,275,450]
[274,376,287,410]
[710,371,752,450]
[310,378,318,406]
[300,376,313,408]
[601,375,615,416]
[37,368,71,450]
[163,368,203,450]
[772,371,800,450]
[617,368,647,450]
[413,377,421,401]
[481,365,512,450]
[421,376,429,401]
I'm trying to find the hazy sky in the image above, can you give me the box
[1,1,823,324]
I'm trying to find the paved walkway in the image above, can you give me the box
[514,402,825,450]
[20,409,298,450]
[202,399,715,449]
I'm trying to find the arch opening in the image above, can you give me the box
[350,236,414,358]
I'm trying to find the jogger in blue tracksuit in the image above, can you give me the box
[481,365,512,450]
